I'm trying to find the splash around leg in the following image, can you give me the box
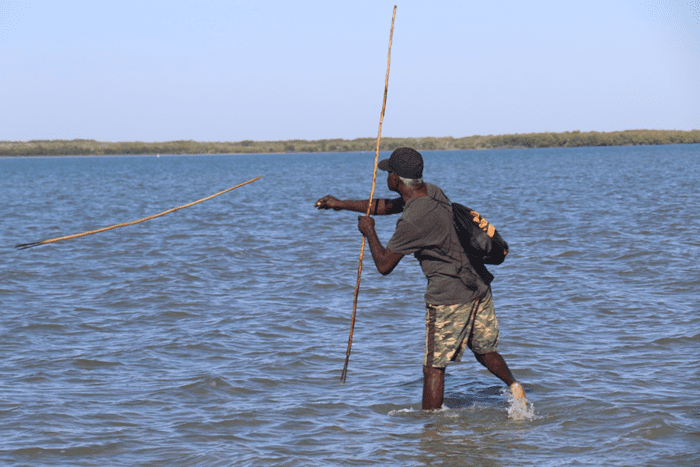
[507,382,537,420]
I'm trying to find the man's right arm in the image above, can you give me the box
[314,195,404,215]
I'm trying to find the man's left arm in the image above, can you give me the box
[357,216,403,275]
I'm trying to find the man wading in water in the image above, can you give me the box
[315,147,527,410]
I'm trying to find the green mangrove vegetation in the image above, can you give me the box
[2,129,699,157]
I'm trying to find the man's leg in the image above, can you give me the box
[474,351,515,386]
[469,289,526,402]
[422,365,445,410]
[474,351,526,400]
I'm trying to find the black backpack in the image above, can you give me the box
[452,202,509,284]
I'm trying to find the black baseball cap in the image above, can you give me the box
[378,147,424,179]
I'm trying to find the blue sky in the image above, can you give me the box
[1,0,699,142]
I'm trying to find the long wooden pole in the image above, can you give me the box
[15,176,262,250]
[341,5,397,382]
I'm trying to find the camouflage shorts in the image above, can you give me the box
[424,288,499,368]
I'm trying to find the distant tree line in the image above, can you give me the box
[2,129,699,157]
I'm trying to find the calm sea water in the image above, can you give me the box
[1,145,699,466]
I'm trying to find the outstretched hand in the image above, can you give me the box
[314,195,342,211]
[357,215,375,236]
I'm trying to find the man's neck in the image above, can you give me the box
[399,183,428,203]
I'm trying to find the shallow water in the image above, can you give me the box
[1,145,699,466]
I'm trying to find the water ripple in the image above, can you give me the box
[1,147,699,466]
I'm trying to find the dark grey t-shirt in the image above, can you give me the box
[386,183,488,305]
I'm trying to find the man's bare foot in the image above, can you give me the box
[510,381,526,402]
